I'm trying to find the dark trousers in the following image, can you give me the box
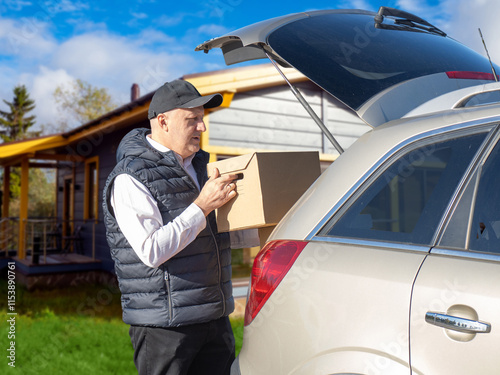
[129,317,235,375]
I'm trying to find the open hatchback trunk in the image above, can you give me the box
[196,7,500,141]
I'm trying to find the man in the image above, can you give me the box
[103,80,248,374]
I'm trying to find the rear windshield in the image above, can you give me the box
[268,12,500,110]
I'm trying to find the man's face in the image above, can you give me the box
[161,106,206,159]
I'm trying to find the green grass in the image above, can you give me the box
[1,309,136,374]
[0,278,244,374]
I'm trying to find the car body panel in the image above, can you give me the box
[404,82,500,118]
[410,253,500,373]
[357,74,500,127]
[245,112,500,374]
[238,241,427,374]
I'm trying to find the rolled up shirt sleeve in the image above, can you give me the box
[110,174,206,268]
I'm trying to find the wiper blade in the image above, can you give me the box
[374,6,447,37]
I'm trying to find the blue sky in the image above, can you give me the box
[1,0,499,131]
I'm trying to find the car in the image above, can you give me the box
[197,7,500,374]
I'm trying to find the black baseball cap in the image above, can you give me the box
[148,80,223,119]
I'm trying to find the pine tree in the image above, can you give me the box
[0,85,37,142]
[0,85,51,217]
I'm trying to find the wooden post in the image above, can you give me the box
[2,166,9,219]
[202,111,219,164]
[18,158,29,259]
[1,166,10,256]
[201,110,210,152]
[92,221,96,260]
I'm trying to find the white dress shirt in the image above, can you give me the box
[110,135,259,268]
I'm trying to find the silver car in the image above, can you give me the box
[198,7,500,374]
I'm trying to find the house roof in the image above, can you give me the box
[186,63,306,95]
[0,134,66,159]
[0,63,306,167]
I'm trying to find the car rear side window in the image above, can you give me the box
[323,133,486,245]
[469,139,500,254]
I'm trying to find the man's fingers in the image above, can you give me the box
[208,170,239,186]
[226,189,237,200]
[209,167,220,180]
[219,174,238,186]
[195,171,239,216]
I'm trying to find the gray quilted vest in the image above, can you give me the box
[102,128,233,327]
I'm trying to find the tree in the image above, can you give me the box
[53,79,117,131]
[7,168,55,218]
[0,85,38,212]
[0,85,54,218]
[0,84,37,142]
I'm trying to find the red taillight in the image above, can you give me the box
[446,71,497,80]
[244,240,308,326]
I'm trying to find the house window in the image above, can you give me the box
[84,157,99,220]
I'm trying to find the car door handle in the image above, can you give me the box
[425,312,491,333]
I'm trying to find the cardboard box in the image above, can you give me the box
[207,151,321,232]
[258,225,276,248]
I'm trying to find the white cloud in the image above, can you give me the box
[51,31,198,103]
[1,0,31,12]
[67,18,108,34]
[0,65,20,115]
[439,0,500,63]
[195,24,229,36]
[0,17,57,58]
[395,0,432,15]
[345,0,374,11]
[30,67,75,130]
[201,61,229,72]
[130,12,148,20]
[157,14,186,27]
[0,15,207,130]
[37,0,89,15]
[155,11,206,28]
[135,28,178,47]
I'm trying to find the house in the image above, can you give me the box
[0,63,370,289]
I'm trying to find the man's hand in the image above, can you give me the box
[194,167,238,216]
